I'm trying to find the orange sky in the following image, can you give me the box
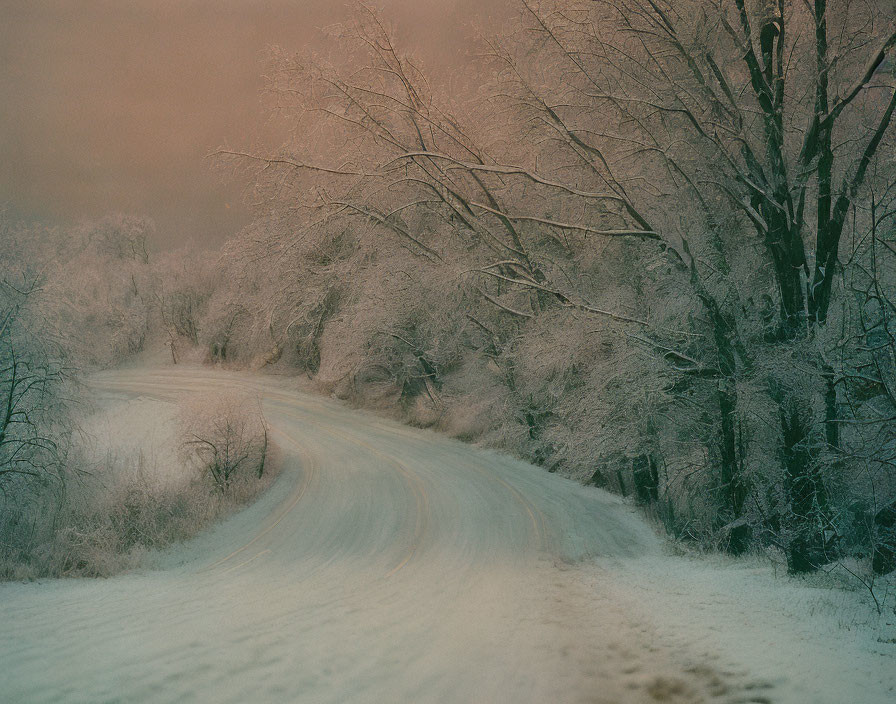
[0,1,507,247]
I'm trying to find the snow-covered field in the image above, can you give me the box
[78,393,183,487]
[0,366,893,703]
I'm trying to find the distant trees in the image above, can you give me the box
[31,215,156,367]
[154,246,218,364]
[1,215,223,370]
[198,217,346,372]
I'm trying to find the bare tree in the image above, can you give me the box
[0,220,77,569]
[179,393,268,492]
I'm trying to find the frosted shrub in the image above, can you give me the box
[178,392,268,492]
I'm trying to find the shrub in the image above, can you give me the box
[0,394,277,581]
[178,392,268,492]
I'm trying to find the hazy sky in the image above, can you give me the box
[1,1,506,247]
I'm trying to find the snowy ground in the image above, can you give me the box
[0,366,893,703]
[78,392,183,486]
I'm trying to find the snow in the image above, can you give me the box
[79,392,183,487]
[583,554,896,703]
[0,366,893,703]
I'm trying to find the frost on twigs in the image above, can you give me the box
[178,392,269,493]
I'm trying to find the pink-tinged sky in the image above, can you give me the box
[0,1,507,247]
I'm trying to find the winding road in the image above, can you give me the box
[1,367,892,703]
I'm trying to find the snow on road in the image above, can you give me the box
[1,367,893,703]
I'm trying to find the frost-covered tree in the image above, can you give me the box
[0,218,75,564]
[32,216,155,367]
[179,392,268,491]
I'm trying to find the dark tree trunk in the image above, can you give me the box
[615,468,628,498]
[696,279,751,554]
[717,383,747,513]
[718,380,751,554]
[822,365,840,450]
[872,501,896,575]
[780,402,830,573]
[632,454,659,505]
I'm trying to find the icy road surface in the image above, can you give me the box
[1,367,893,703]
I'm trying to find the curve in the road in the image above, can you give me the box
[0,366,663,704]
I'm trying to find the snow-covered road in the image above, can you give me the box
[1,367,893,703]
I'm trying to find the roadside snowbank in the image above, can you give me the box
[578,552,896,703]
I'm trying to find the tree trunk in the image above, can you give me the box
[779,400,830,573]
[632,454,659,505]
[822,365,840,450]
[872,500,896,575]
[257,426,268,479]
[717,380,750,554]
[696,280,751,554]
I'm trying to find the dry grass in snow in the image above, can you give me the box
[0,391,277,580]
